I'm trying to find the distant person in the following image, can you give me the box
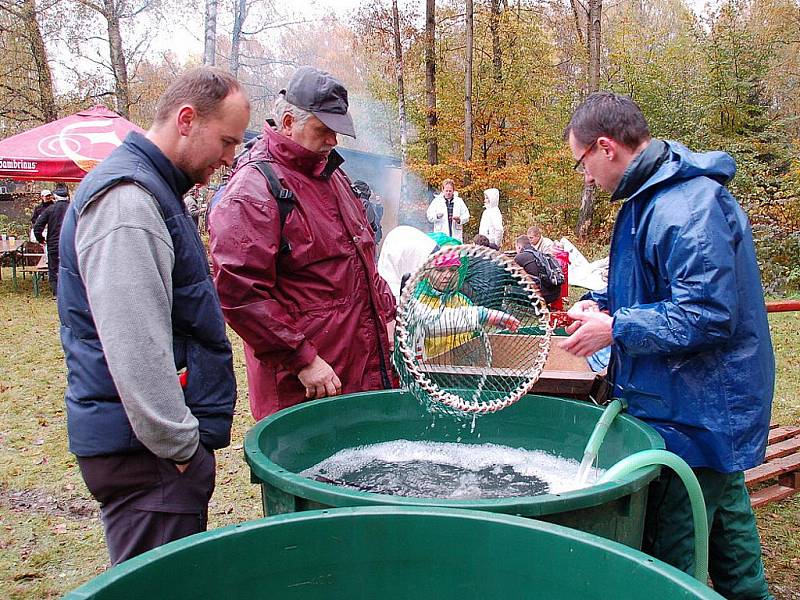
[514,234,564,306]
[471,233,495,249]
[466,234,503,308]
[561,91,774,599]
[527,225,554,253]
[53,182,70,199]
[378,225,439,301]
[410,249,519,359]
[57,67,249,565]
[546,240,570,311]
[183,187,201,227]
[206,175,230,228]
[352,179,384,247]
[426,178,469,241]
[33,185,70,296]
[478,188,503,248]
[30,189,54,239]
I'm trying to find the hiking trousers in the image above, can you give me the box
[78,445,216,565]
[643,468,772,600]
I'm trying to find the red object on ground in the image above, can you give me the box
[549,248,570,311]
[0,105,144,182]
[766,300,800,313]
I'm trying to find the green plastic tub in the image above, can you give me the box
[245,390,664,548]
[65,507,722,600]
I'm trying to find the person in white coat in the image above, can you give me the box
[378,225,440,301]
[478,188,504,248]
[426,178,469,241]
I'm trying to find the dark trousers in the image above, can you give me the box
[643,468,772,600]
[77,445,216,565]
[47,249,59,296]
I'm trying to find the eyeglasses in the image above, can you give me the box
[573,139,598,174]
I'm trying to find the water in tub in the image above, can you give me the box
[301,440,604,499]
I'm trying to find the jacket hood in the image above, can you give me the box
[483,188,499,208]
[628,140,736,202]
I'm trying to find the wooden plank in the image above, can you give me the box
[765,437,800,461]
[750,484,798,509]
[778,471,800,490]
[767,426,800,445]
[745,453,800,486]
[420,364,596,380]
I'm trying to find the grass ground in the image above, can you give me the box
[0,272,798,598]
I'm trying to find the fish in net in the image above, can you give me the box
[394,244,552,416]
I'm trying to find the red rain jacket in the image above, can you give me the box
[209,126,396,420]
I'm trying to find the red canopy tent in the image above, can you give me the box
[0,105,144,182]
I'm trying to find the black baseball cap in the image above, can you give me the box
[281,66,356,138]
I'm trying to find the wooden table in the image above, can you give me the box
[422,332,605,402]
[0,238,25,290]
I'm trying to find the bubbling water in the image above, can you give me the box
[301,440,604,500]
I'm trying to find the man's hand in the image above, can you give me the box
[485,310,521,332]
[386,320,396,344]
[298,355,342,400]
[560,308,613,357]
[452,216,461,224]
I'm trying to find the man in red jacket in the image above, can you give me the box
[208,66,396,420]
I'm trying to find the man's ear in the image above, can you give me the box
[281,112,294,135]
[176,105,196,137]
[597,136,616,160]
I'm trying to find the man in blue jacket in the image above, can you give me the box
[562,92,774,600]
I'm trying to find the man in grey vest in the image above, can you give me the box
[58,67,250,564]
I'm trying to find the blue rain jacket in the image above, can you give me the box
[601,140,774,473]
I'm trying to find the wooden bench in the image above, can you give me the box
[29,255,49,297]
[745,424,800,508]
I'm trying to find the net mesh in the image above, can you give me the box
[394,245,552,416]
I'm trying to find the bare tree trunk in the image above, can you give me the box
[575,0,602,239]
[489,0,506,168]
[569,0,585,48]
[575,185,595,238]
[391,0,408,162]
[490,0,502,83]
[588,0,602,92]
[21,0,56,122]
[424,0,438,165]
[204,0,218,66]
[464,0,473,165]
[104,0,130,118]
[231,0,247,77]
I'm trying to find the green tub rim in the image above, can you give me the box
[64,506,721,599]
[244,390,665,517]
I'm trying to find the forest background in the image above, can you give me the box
[1,0,799,294]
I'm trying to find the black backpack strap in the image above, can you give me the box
[251,160,295,255]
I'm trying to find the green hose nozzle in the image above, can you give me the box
[576,399,626,484]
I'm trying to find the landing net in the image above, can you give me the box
[394,245,552,416]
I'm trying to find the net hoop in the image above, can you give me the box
[394,244,552,415]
